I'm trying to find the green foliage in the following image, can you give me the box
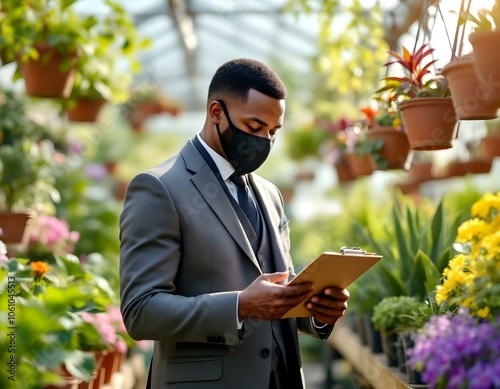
[352,135,387,169]
[462,0,500,32]
[284,126,330,161]
[0,255,116,388]
[377,44,451,102]
[372,295,426,334]
[353,193,470,302]
[285,0,389,108]
[0,139,60,211]
[0,0,98,63]
[67,0,151,104]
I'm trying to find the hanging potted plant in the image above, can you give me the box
[65,3,150,122]
[1,0,98,98]
[466,0,500,108]
[360,100,410,170]
[378,44,457,151]
[441,1,498,120]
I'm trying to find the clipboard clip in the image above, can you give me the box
[340,246,366,255]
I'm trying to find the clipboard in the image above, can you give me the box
[282,247,382,318]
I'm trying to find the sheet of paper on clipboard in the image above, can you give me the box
[282,247,382,318]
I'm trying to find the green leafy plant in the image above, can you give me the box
[285,123,330,161]
[463,0,500,33]
[372,295,426,334]
[67,0,151,104]
[354,194,469,300]
[377,44,451,103]
[0,0,97,66]
[0,139,60,211]
[0,255,117,388]
[352,134,386,170]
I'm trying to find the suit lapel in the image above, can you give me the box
[182,141,260,270]
[249,175,288,273]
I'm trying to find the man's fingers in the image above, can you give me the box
[264,271,289,283]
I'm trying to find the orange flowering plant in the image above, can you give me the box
[0,253,118,387]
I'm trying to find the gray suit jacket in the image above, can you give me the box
[119,139,332,389]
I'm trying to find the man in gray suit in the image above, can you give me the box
[120,58,349,389]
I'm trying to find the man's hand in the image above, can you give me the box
[238,272,313,322]
[306,287,349,325]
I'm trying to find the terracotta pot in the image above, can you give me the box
[399,97,457,150]
[345,153,376,176]
[396,181,420,195]
[137,101,163,116]
[334,162,356,183]
[408,162,434,182]
[481,133,500,158]
[460,159,492,175]
[367,127,410,169]
[18,43,78,98]
[44,366,83,389]
[79,350,108,389]
[469,31,500,107]
[441,56,498,120]
[99,349,126,384]
[0,211,31,243]
[67,98,106,122]
[104,161,117,175]
[440,161,463,179]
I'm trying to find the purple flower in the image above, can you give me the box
[84,163,109,181]
[408,310,500,389]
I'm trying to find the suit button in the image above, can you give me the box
[260,348,270,358]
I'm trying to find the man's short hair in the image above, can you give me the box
[207,58,287,103]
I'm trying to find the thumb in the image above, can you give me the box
[265,271,289,284]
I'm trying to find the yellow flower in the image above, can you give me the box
[456,218,491,243]
[471,192,500,219]
[31,261,51,279]
[477,306,490,318]
[392,117,401,129]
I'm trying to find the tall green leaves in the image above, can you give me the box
[354,194,469,300]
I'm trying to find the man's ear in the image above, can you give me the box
[209,101,223,124]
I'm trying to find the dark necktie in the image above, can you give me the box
[230,174,259,236]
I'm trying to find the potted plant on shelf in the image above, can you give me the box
[317,117,357,183]
[379,44,457,151]
[344,126,381,176]
[1,0,96,98]
[481,118,500,158]
[372,295,425,368]
[125,88,181,132]
[0,140,60,244]
[466,0,500,107]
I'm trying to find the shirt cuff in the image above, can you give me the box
[311,317,328,329]
[236,292,244,330]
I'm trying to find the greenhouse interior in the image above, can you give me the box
[1,0,500,388]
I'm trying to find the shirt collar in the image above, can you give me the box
[196,133,235,181]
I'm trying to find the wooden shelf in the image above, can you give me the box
[327,321,421,389]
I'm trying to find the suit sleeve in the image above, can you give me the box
[119,172,242,346]
[274,186,334,340]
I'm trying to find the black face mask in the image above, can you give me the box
[215,100,273,175]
